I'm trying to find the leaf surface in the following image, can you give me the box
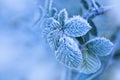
[55,36,83,69]
[64,16,91,37]
[79,50,101,74]
[86,37,114,56]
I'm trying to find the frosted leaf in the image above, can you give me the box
[44,18,61,30]
[49,8,57,17]
[64,16,91,37]
[55,36,83,69]
[86,37,114,56]
[79,50,101,74]
[43,18,53,28]
[43,28,50,37]
[58,9,68,25]
[47,30,61,50]
[43,18,61,38]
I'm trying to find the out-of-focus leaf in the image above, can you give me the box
[64,16,91,37]
[84,32,90,42]
[95,2,101,7]
[55,36,83,69]
[88,19,97,36]
[76,37,85,44]
[114,48,120,59]
[79,7,83,16]
[49,8,57,17]
[110,27,120,41]
[86,37,114,56]
[78,50,101,74]
[81,0,89,9]
[58,9,68,26]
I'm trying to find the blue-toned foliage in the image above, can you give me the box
[49,8,57,17]
[44,18,61,30]
[42,0,114,77]
[43,17,61,38]
[47,29,62,50]
[42,8,114,74]
[79,50,101,74]
[0,0,118,80]
[55,36,83,69]
[58,9,68,25]
[86,37,114,56]
[64,16,92,37]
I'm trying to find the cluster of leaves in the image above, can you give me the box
[42,3,114,74]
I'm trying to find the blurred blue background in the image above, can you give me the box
[0,0,120,80]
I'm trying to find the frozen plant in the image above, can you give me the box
[36,0,114,80]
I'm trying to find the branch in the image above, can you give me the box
[90,0,98,9]
[83,6,113,20]
[44,0,53,15]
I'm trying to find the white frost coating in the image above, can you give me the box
[43,18,61,39]
[86,37,114,56]
[59,36,79,51]
[47,29,61,50]
[64,16,92,37]
[44,18,61,30]
[55,36,83,69]
[78,50,101,74]
[58,9,68,24]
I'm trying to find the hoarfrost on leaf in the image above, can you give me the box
[64,16,91,37]
[49,8,57,17]
[47,29,62,50]
[43,18,61,38]
[79,50,101,74]
[58,9,68,25]
[86,37,114,56]
[55,36,83,69]
[44,17,61,30]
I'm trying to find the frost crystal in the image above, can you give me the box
[64,16,92,37]
[78,50,101,74]
[55,36,83,69]
[47,30,61,50]
[58,9,68,25]
[86,37,114,56]
[42,9,114,74]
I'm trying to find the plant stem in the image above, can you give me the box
[44,0,53,15]
[32,6,43,27]
[83,6,113,20]
[90,0,98,9]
